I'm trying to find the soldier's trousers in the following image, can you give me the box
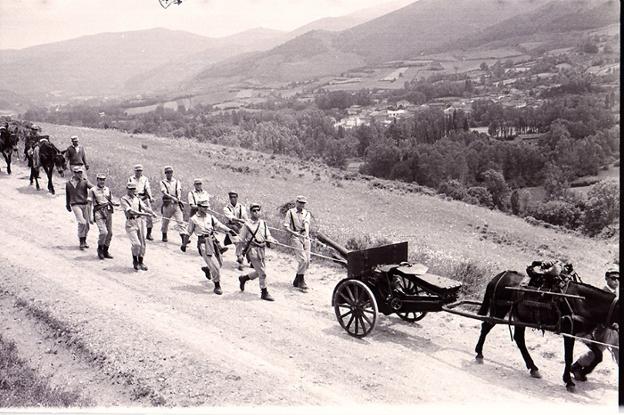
[126,218,146,257]
[198,235,222,283]
[95,210,113,246]
[291,236,311,275]
[575,326,619,367]
[71,204,90,238]
[246,247,267,289]
[161,203,187,235]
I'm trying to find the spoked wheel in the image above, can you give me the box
[333,279,378,338]
[395,276,428,322]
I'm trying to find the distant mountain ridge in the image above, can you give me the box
[446,0,619,51]
[0,28,215,99]
[0,0,619,106]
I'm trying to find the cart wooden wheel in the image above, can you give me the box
[333,279,378,338]
[395,276,428,322]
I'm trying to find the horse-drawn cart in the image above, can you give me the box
[317,234,463,338]
[319,233,619,391]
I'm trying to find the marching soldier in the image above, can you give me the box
[88,173,118,259]
[187,178,211,217]
[128,164,154,240]
[120,182,157,271]
[223,190,247,268]
[65,166,93,250]
[160,166,189,251]
[187,200,236,295]
[238,202,278,301]
[284,195,311,291]
[65,135,89,173]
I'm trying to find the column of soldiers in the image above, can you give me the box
[59,143,311,300]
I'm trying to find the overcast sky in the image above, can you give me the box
[0,0,405,50]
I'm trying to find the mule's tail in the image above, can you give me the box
[478,271,506,316]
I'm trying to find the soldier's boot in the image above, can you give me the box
[180,234,188,252]
[103,245,113,259]
[83,238,89,249]
[239,275,249,291]
[97,244,105,260]
[133,255,140,271]
[298,275,308,291]
[79,237,86,250]
[138,256,148,271]
[260,288,274,302]
[292,274,301,288]
[201,266,211,280]
[162,232,168,242]
[213,281,223,295]
[146,227,153,241]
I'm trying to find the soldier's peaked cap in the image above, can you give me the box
[198,200,209,207]
[296,195,307,203]
[96,173,107,179]
[72,166,83,173]
[134,164,143,171]
[228,190,238,196]
[71,135,79,140]
[126,182,137,189]
[164,166,173,172]
[250,202,261,209]
[193,178,203,184]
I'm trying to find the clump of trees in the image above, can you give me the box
[23,67,619,236]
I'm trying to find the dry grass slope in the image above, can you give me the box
[37,123,618,291]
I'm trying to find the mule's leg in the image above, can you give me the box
[1,152,8,174]
[513,327,541,378]
[563,336,576,392]
[580,344,603,377]
[46,166,55,195]
[475,321,495,362]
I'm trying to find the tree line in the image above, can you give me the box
[23,80,619,236]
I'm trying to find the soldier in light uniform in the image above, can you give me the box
[187,178,211,217]
[88,173,118,260]
[160,166,189,251]
[284,195,311,291]
[65,166,93,250]
[238,203,278,301]
[128,164,154,240]
[120,182,157,271]
[223,190,247,268]
[186,200,235,295]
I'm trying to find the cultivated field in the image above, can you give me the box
[0,123,618,408]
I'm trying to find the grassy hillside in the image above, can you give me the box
[193,0,552,84]
[36,123,618,289]
[448,0,619,51]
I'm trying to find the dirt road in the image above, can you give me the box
[0,164,617,407]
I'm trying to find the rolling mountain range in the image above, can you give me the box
[0,0,413,102]
[0,0,619,106]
